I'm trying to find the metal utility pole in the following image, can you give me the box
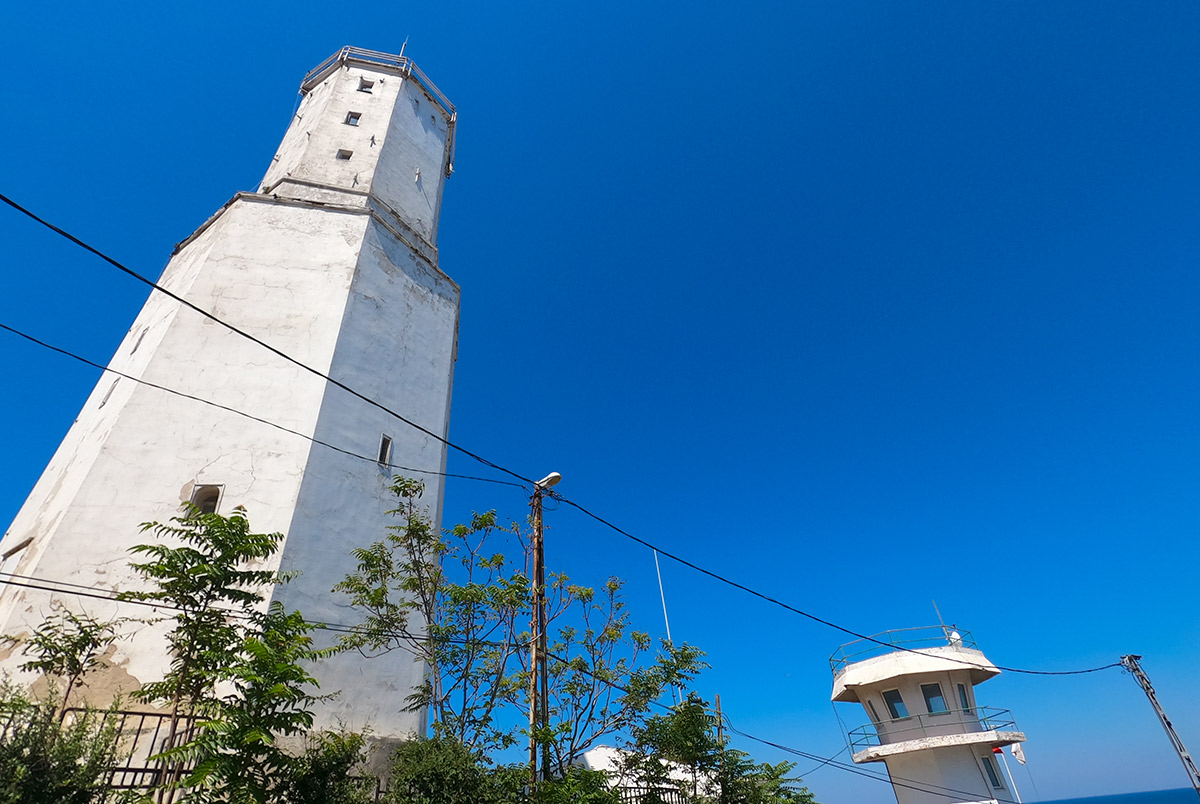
[1121,655,1200,800]
[529,472,561,788]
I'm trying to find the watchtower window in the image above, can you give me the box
[921,683,949,714]
[866,699,881,724]
[377,434,393,468]
[345,112,362,126]
[979,754,1004,789]
[358,78,374,93]
[336,149,353,161]
[958,683,972,714]
[882,689,908,720]
[191,485,222,515]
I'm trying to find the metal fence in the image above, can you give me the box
[61,707,197,791]
[616,786,691,804]
[848,706,1018,751]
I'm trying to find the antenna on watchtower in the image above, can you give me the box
[399,37,409,58]
[932,599,954,643]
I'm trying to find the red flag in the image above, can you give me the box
[992,747,1003,754]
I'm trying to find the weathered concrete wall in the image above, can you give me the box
[0,50,460,739]
[885,744,1014,804]
[271,214,459,735]
[260,60,452,249]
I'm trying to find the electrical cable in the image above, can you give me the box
[547,491,1123,679]
[0,322,523,489]
[0,191,535,488]
[0,191,1123,679]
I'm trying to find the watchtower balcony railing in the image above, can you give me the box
[830,625,977,676]
[847,706,1017,752]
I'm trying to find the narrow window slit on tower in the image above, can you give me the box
[99,379,120,409]
[191,485,222,515]
[336,149,353,161]
[345,112,362,126]
[358,78,374,93]
[980,754,1004,789]
[377,435,393,468]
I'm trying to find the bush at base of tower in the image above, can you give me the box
[0,683,121,804]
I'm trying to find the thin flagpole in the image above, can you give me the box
[653,549,681,705]
[999,749,1023,803]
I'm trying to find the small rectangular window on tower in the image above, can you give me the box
[377,434,393,468]
[358,78,374,93]
[336,149,353,161]
[921,683,949,714]
[345,112,362,126]
[882,689,908,720]
[190,485,222,515]
[958,683,973,714]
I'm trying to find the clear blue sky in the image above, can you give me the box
[3,2,1199,801]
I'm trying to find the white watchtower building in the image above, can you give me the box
[830,626,1027,804]
[0,46,461,738]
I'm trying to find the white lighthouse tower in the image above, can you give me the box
[0,46,461,738]
[830,626,1027,804]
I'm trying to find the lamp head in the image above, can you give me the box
[535,472,562,490]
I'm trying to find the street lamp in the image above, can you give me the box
[529,472,560,786]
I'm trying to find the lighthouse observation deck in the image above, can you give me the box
[829,626,1025,764]
[831,625,978,675]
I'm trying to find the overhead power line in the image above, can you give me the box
[0,322,523,489]
[548,491,1122,679]
[0,191,534,488]
[0,191,1123,680]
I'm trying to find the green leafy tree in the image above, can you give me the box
[385,736,521,804]
[164,603,338,803]
[284,731,375,804]
[624,696,817,804]
[9,608,122,718]
[335,478,530,754]
[337,479,705,776]
[122,505,327,803]
[540,579,705,776]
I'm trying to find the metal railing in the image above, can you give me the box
[617,786,691,804]
[61,707,197,790]
[298,46,458,177]
[830,625,977,674]
[847,706,1017,752]
[301,46,456,116]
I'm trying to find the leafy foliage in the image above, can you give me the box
[385,736,520,804]
[122,505,333,803]
[9,608,122,716]
[284,731,376,804]
[164,604,338,803]
[337,479,705,774]
[0,683,120,804]
[335,478,530,754]
[121,506,287,715]
[541,578,705,775]
[623,696,817,804]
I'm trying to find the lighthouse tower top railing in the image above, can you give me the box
[830,625,978,676]
[298,46,458,178]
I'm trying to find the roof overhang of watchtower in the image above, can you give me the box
[831,646,1000,703]
[300,46,458,177]
[851,730,1025,764]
